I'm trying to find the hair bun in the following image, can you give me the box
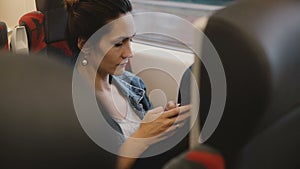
[64,0,80,11]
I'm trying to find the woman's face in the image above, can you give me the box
[98,13,136,76]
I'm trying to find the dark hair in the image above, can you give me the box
[65,0,132,54]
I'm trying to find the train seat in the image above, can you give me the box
[0,21,8,50]
[131,42,194,107]
[17,0,73,63]
[171,0,300,168]
[0,52,117,168]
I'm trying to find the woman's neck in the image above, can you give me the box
[95,71,111,91]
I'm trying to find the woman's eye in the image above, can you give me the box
[114,42,123,47]
[114,38,132,47]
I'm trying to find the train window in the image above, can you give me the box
[168,0,234,6]
[131,0,229,22]
[131,0,230,51]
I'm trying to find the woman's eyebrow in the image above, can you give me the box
[111,33,136,43]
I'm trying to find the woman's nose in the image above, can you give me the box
[122,41,133,59]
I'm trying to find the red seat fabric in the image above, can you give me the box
[19,12,46,52]
[0,21,8,51]
[18,0,73,59]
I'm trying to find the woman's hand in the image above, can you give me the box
[165,100,179,111]
[117,104,191,169]
[132,104,191,146]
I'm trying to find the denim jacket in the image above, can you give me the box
[111,71,153,119]
[98,71,152,143]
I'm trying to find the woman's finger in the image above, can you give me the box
[165,101,176,111]
[148,106,164,114]
[142,106,164,123]
[160,122,184,136]
[163,104,191,118]
[172,111,191,123]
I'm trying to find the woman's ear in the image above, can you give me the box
[77,38,86,50]
[78,38,91,54]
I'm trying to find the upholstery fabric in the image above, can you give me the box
[199,0,300,168]
[0,21,8,50]
[19,0,73,59]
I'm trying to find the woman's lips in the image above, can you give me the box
[117,60,128,66]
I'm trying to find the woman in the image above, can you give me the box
[65,0,191,169]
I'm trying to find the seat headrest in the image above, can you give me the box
[34,0,67,43]
[35,0,64,13]
[207,0,300,131]
[0,52,117,168]
[200,0,300,165]
[44,7,68,43]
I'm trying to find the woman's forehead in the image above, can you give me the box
[106,13,136,41]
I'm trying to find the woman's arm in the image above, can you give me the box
[116,135,149,169]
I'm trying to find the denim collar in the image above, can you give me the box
[111,74,146,119]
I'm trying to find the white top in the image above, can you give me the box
[113,103,142,140]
